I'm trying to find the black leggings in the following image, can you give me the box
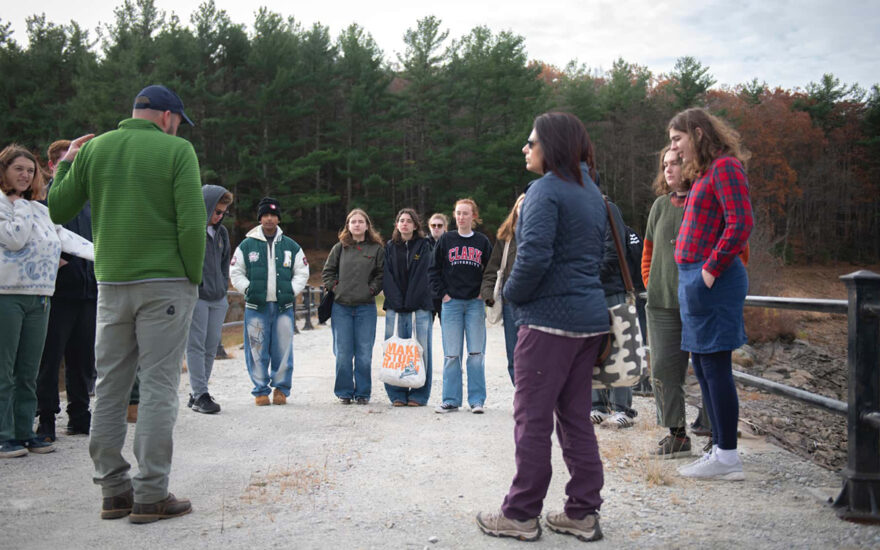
[691,350,739,450]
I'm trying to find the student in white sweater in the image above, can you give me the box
[0,145,93,459]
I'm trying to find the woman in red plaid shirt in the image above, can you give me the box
[668,108,753,481]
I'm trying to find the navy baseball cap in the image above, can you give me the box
[132,85,194,126]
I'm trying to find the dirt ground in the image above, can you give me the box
[3,312,880,549]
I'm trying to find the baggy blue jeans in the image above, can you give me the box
[440,298,486,408]
[383,309,433,405]
[332,302,377,400]
[243,303,294,397]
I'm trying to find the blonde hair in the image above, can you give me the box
[338,208,383,246]
[497,194,526,241]
[667,107,751,180]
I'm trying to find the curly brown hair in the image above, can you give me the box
[667,108,751,181]
[652,145,691,196]
[0,144,45,201]
[338,208,383,246]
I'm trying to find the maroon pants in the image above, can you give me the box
[501,327,605,520]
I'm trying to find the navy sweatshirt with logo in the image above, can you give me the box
[429,230,492,300]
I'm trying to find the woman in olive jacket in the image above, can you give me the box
[322,209,384,405]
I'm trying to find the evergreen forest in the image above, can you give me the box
[2,0,878,263]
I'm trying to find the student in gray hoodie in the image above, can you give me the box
[185,185,233,414]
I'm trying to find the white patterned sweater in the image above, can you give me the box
[0,194,94,295]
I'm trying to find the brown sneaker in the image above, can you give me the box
[101,488,133,519]
[545,511,602,542]
[255,395,270,406]
[129,493,192,524]
[475,510,541,541]
[272,389,287,405]
[126,404,138,423]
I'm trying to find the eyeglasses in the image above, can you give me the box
[527,139,538,149]
[430,223,445,228]
[214,209,227,217]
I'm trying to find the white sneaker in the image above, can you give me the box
[606,411,634,429]
[471,404,485,414]
[435,403,459,414]
[679,451,744,481]
[678,447,715,475]
[590,410,608,425]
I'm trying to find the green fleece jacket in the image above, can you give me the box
[49,118,206,284]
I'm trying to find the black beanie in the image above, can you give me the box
[257,197,281,220]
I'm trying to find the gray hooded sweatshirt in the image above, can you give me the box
[200,184,232,301]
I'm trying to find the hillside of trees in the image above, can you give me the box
[2,0,878,262]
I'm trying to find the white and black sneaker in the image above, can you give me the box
[435,403,459,414]
[192,393,221,414]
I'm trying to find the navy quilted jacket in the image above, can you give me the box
[503,163,609,333]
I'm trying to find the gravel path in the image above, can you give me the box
[2,321,879,549]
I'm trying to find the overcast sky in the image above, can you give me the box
[4,0,879,91]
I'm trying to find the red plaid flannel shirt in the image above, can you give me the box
[674,156,753,277]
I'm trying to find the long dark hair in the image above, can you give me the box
[391,208,423,243]
[534,112,597,186]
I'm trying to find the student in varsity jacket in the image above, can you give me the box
[429,198,492,414]
[230,197,309,407]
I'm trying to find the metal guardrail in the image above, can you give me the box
[221,286,324,333]
[725,271,880,523]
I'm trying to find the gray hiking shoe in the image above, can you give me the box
[653,435,692,459]
[475,510,541,541]
[545,511,603,542]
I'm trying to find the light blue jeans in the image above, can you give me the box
[383,309,433,405]
[186,297,228,399]
[244,303,294,397]
[502,302,518,386]
[332,302,377,400]
[440,298,486,408]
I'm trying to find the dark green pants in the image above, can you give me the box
[0,294,50,441]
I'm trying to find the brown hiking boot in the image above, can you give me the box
[545,511,602,542]
[101,488,133,519]
[255,395,270,406]
[126,404,138,423]
[272,389,287,405]
[129,493,192,524]
[475,510,541,541]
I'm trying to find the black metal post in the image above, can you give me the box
[833,270,880,523]
[302,286,314,331]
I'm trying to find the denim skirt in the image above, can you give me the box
[677,258,748,353]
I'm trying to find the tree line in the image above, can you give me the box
[2,0,878,262]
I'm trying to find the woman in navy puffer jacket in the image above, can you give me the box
[476,112,609,543]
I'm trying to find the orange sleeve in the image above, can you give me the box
[641,239,653,289]
[739,243,750,267]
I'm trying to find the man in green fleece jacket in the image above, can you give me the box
[49,85,205,524]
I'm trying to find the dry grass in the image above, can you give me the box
[597,425,679,487]
[240,459,332,505]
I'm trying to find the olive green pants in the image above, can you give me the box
[89,281,196,503]
[647,306,711,430]
[0,295,50,442]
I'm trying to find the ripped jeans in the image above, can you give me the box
[439,298,486,407]
[243,303,294,397]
